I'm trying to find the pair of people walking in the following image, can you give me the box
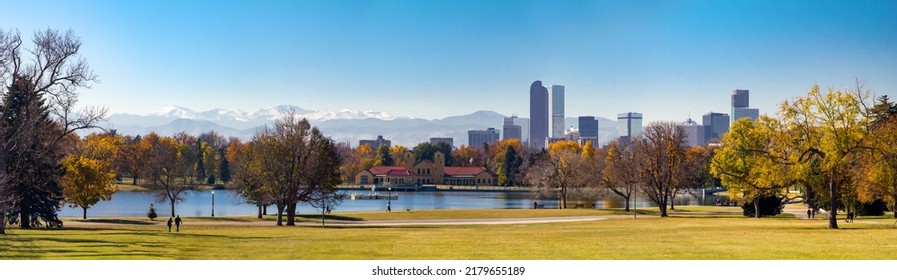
[167,215,182,232]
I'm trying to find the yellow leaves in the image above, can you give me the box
[548,140,581,158]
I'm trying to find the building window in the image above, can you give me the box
[361,176,369,184]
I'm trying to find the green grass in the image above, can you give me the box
[4,207,897,260]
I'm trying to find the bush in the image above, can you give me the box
[857,200,888,216]
[742,195,784,217]
[207,175,216,185]
[147,204,158,221]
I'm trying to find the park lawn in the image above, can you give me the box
[4,209,897,260]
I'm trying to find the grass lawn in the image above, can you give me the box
[2,207,896,260]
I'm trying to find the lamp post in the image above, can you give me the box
[387,185,392,212]
[211,190,215,217]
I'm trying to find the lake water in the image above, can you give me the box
[58,189,726,217]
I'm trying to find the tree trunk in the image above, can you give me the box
[286,203,297,226]
[0,213,6,234]
[170,200,176,218]
[82,207,88,220]
[754,196,761,218]
[659,192,668,217]
[275,204,285,226]
[132,175,138,185]
[669,193,676,210]
[263,205,268,215]
[257,204,263,219]
[20,212,30,228]
[828,173,839,229]
[892,194,897,219]
[561,187,567,209]
[321,206,326,226]
[623,196,630,212]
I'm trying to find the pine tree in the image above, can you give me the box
[218,148,231,183]
[0,76,66,228]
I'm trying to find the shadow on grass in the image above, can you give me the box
[78,219,156,225]
[297,214,364,221]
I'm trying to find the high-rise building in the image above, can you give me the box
[429,137,453,147]
[703,112,730,143]
[731,89,759,123]
[578,116,599,139]
[683,118,707,147]
[617,112,643,140]
[502,116,522,141]
[468,128,500,148]
[359,135,391,150]
[732,89,749,108]
[549,85,565,138]
[514,117,530,146]
[529,81,549,149]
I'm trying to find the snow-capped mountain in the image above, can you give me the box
[103,105,618,147]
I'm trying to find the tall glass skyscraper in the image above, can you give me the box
[549,85,565,138]
[617,112,643,140]
[731,89,758,123]
[529,81,549,149]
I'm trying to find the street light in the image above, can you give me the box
[211,190,215,217]
[387,185,392,212]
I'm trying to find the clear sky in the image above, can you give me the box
[2,0,895,123]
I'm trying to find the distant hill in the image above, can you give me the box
[103,106,620,147]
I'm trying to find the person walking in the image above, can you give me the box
[167,217,173,232]
[807,209,812,219]
[386,202,391,212]
[175,215,182,232]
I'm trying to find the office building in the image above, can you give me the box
[617,112,643,140]
[683,118,707,147]
[429,137,453,147]
[529,81,549,149]
[703,112,730,143]
[578,116,599,139]
[549,85,565,138]
[502,116,522,141]
[731,89,759,123]
[359,135,391,150]
[468,128,500,148]
[514,117,530,146]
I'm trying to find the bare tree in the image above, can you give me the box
[635,122,688,217]
[1,29,106,231]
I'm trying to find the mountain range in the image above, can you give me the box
[102,106,619,147]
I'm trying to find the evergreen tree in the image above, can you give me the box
[218,148,231,183]
[196,142,206,183]
[0,76,66,228]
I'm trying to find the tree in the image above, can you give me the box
[143,133,190,217]
[451,145,481,167]
[218,148,231,184]
[389,145,409,166]
[601,140,641,211]
[147,204,158,221]
[412,142,436,164]
[711,117,794,218]
[115,135,148,185]
[433,141,454,166]
[374,144,394,166]
[492,139,523,186]
[238,110,340,226]
[62,134,118,219]
[1,29,105,232]
[857,97,897,217]
[635,121,687,217]
[526,140,586,209]
[780,83,874,229]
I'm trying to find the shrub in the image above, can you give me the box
[742,195,784,217]
[147,204,158,221]
[857,200,888,216]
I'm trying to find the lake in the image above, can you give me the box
[58,189,726,217]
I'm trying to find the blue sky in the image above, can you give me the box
[2,0,895,123]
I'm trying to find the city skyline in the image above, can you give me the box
[1,1,895,125]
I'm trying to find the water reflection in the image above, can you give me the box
[58,189,724,217]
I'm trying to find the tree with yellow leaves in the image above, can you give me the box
[62,134,119,219]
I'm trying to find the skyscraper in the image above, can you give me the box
[683,118,707,147]
[529,81,549,149]
[502,116,522,141]
[703,112,730,143]
[731,89,759,123]
[515,117,530,146]
[468,128,500,148]
[429,137,453,147]
[578,116,599,139]
[617,112,643,140]
[549,85,565,138]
